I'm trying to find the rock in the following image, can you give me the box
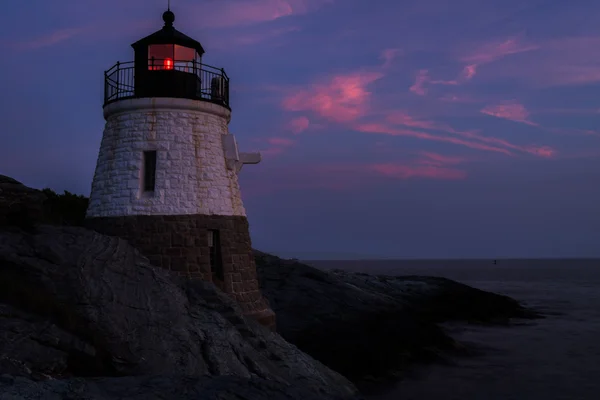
[0,175,541,398]
[254,251,538,384]
[0,375,357,400]
[0,175,46,229]
[330,271,539,323]
[0,225,358,399]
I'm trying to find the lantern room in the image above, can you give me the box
[103,9,229,107]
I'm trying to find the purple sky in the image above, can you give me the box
[1,0,600,259]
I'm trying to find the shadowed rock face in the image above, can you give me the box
[0,226,358,399]
[254,251,539,383]
[0,375,353,400]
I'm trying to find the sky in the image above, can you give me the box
[1,0,600,259]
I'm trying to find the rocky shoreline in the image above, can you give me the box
[255,251,539,388]
[0,175,541,399]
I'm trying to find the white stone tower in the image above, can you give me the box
[85,8,275,329]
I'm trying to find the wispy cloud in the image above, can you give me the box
[380,110,552,157]
[409,70,430,96]
[381,48,403,69]
[458,36,600,87]
[12,27,85,50]
[215,26,301,47]
[409,64,475,96]
[244,152,470,196]
[279,50,555,159]
[481,101,538,126]
[354,123,514,155]
[288,116,311,134]
[438,94,480,103]
[460,37,540,65]
[192,0,334,28]
[368,163,466,180]
[369,151,469,180]
[260,137,296,156]
[409,36,539,96]
[418,151,466,166]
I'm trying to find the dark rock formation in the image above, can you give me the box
[0,175,540,398]
[0,374,348,400]
[0,225,358,399]
[255,251,539,384]
[0,175,46,230]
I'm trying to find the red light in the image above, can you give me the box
[164,58,174,70]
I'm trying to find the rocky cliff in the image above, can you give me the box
[0,175,539,399]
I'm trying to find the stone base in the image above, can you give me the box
[85,214,276,330]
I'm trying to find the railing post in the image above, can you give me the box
[115,61,121,99]
[104,70,108,104]
[221,68,229,107]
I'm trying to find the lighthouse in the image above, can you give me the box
[85,8,276,329]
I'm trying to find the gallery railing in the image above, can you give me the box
[104,59,230,108]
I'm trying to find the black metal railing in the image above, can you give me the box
[104,59,230,108]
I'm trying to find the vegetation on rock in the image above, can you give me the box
[41,188,88,226]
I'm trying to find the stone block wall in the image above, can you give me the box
[87,98,246,218]
[85,214,276,330]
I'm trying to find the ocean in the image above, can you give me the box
[307,259,600,400]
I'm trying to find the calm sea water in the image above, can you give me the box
[307,259,600,400]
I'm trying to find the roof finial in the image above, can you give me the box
[163,2,175,27]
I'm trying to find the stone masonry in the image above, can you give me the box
[87,98,246,218]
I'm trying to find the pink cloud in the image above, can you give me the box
[409,36,538,96]
[458,36,600,87]
[480,101,538,126]
[282,71,384,123]
[385,111,443,130]
[460,37,540,65]
[354,123,512,155]
[243,150,475,196]
[409,65,474,97]
[438,94,480,103]
[359,110,555,158]
[419,152,466,166]
[216,26,301,47]
[438,94,478,103]
[193,0,334,28]
[381,110,552,157]
[267,137,295,146]
[288,116,311,134]
[260,137,296,156]
[381,48,402,68]
[462,64,477,80]
[409,70,430,96]
[277,51,555,160]
[369,163,466,180]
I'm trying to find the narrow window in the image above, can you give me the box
[208,230,223,280]
[143,150,157,192]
